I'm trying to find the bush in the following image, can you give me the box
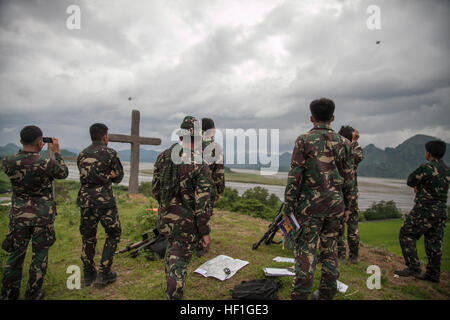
[358,211,366,222]
[0,171,11,194]
[138,181,153,197]
[215,186,280,221]
[241,186,282,209]
[364,201,402,221]
[134,197,159,234]
[230,198,275,220]
[215,187,240,210]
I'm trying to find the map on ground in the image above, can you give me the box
[194,255,249,281]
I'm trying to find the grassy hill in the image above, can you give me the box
[0,180,449,300]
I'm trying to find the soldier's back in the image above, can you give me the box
[409,160,450,211]
[299,127,351,194]
[2,150,68,226]
[153,144,212,238]
[77,141,123,208]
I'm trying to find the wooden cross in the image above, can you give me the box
[108,109,161,194]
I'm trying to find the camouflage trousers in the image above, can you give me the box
[1,223,56,300]
[80,206,121,275]
[399,207,446,280]
[337,209,360,259]
[292,208,343,300]
[164,233,197,300]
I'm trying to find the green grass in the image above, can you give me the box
[224,171,286,186]
[0,180,449,300]
[359,219,450,272]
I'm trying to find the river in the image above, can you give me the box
[64,162,450,213]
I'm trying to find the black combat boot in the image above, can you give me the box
[93,270,117,288]
[25,289,45,300]
[394,267,421,277]
[415,273,439,283]
[1,288,20,300]
[348,255,358,264]
[84,270,97,287]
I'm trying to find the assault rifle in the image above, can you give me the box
[115,228,168,260]
[252,203,284,250]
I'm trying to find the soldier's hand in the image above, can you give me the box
[352,130,360,142]
[345,210,351,222]
[414,187,418,193]
[49,137,60,153]
[202,235,211,249]
[110,170,117,179]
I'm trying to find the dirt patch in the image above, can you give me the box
[358,243,450,299]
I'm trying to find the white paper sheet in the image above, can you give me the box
[263,268,296,277]
[337,280,348,293]
[194,255,249,281]
[273,257,295,263]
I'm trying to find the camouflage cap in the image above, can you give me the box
[176,116,202,137]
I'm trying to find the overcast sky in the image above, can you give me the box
[0,0,449,154]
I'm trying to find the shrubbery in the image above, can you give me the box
[0,170,12,194]
[134,197,159,234]
[215,186,281,220]
[363,200,402,221]
[138,181,153,198]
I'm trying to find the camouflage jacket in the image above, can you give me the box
[407,159,449,214]
[202,139,225,202]
[283,124,355,217]
[1,150,68,226]
[77,141,124,208]
[152,144,213,238]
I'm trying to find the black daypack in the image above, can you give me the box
[159,143,181,207]
[146,233,169,259]
[232,279,281,300]
[129,229,169,261]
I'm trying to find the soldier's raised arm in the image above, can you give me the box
[194,165,213,236]
[45,138,69,179]
[110,151,124,184]
[283,137,306,216]
[352,141,364,166]
[406,165,425,188]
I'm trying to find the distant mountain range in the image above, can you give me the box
[1,134,448,179]
[0,143,77,158]
[117,149,160,163]
[0,143,160,163]
[223,134,450,179]
[358,135,450,179]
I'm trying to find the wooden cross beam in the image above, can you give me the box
[108,109,161,194]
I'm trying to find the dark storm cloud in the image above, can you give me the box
[0,0,449,154]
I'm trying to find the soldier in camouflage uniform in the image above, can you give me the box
[282,99,355,300]
[1,126,68,300]
[395,140,449,283]
[152,116,212,300]
[337,126,364,263]
[77,123,124,287]
[197,118,225,256]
